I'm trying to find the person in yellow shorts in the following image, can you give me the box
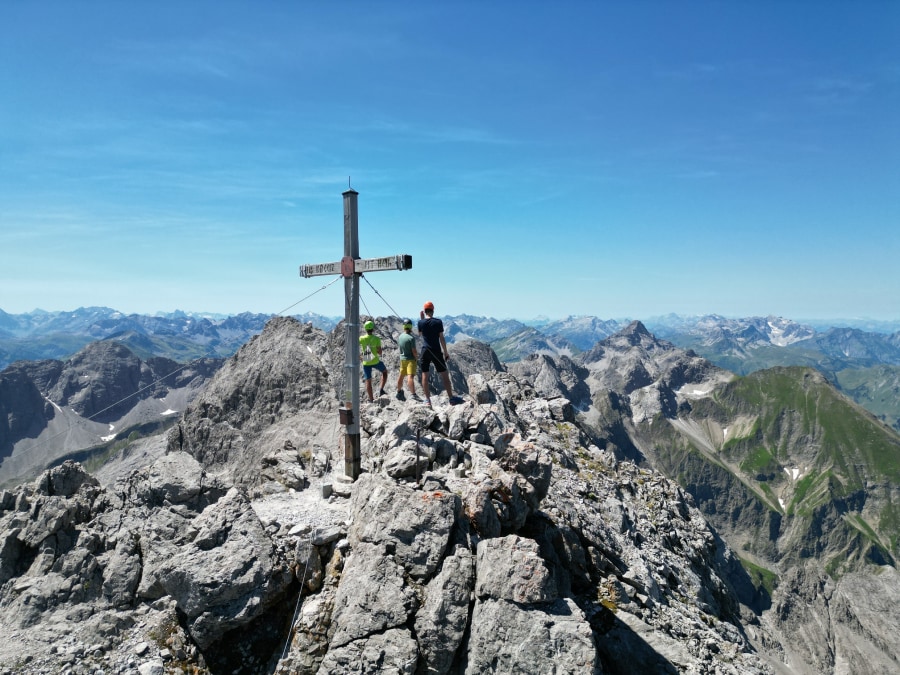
[395,319,420,401]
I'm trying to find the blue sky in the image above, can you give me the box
[1,1,898,322]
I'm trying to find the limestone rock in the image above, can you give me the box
[328,541,419,649]
[318,627,418,674]
[349,473,458,579]
[137,487,291,648]
[414,546,475,674]
[464,597,597,674]
[475,535,556,604]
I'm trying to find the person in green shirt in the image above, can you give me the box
[359,319,388,402]
[395,319,420,401]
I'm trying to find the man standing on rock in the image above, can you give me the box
[360,319,388,402]
[396,319,420,401]
[417,301,463,407]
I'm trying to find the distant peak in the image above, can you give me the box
[622,320,652,340]
[601,319,669,351]
[624,320,650,334]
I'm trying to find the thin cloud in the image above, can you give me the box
[108,37,241,80]
[343,118,519,146]
[807,76,874,105]
[675,169,720,180]
[655,62,724,81]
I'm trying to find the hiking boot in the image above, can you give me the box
[424,398,432,408]
[410,393,422,402]
[379,388,387,397]
[396,390,406,401]
[449,396,464,405]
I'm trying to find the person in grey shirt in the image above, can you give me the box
[396,318,420,401]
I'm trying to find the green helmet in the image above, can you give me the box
[364,320,375,331]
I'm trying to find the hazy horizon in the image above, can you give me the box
[3,305,900,334]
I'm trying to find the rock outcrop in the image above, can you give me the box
[167,317,339,487]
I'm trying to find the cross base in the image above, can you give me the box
[345,432,361,479]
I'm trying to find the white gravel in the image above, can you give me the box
[250,481,351,532]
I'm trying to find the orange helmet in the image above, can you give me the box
[423,301,434,311]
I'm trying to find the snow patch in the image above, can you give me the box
[44,396,63,413]
[779,498,786,510]
[784,466,802,481]
[161,409,179,416]
[767,320,786,344]
[676,383,715,400]
[101,433,116,442]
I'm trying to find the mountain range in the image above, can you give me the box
[5,307,899,368]
[12,307,897,433]
[2,315,899,673]
[0,307,339,370]
[4,307,899,367]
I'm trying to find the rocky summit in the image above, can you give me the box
[0,316,894,673]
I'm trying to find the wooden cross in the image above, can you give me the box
[299,188,412,480]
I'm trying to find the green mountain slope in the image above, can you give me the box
[636,366,900,577]
[834,364,900,432]
[666,332,900,435]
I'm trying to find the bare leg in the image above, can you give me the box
[440,371,453,398]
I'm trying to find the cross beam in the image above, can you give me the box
[299,189,412,481]
[299,254,412,278]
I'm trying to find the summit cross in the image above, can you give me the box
[299,189,412,480]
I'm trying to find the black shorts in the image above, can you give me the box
[419,348,447,373]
